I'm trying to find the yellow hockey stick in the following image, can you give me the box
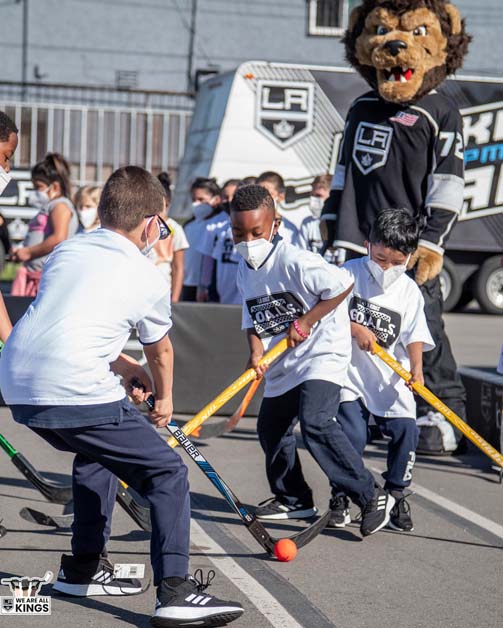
[372,342,503,469]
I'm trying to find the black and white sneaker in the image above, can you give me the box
[388,493,414,532]
[52,554,143,596]
[151,570,244,627]
[328,494,351,528]
[360,487,395,537]
[254,497,317,520]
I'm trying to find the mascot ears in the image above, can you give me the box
[444,3,461,35]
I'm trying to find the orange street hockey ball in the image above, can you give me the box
[274,538,297,562]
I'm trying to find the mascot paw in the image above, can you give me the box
[407,246,443,285]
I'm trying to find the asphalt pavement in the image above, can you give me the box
[0,310,502,628]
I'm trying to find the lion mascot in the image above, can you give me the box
[321,0,471,430]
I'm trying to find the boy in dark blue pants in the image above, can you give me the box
[231,184,395,537]
[329,209,434,532]
[0,167,243,628]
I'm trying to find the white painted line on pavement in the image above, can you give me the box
[190,519,303,628]
[370,465,503,539]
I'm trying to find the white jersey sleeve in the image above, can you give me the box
[300,253,353,301]
[400,284,435,351]
[137,294,173,345]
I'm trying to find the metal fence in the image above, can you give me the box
[0,81,194,186]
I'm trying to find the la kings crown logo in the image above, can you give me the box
[256,81,314,149]
[352,122,393,175]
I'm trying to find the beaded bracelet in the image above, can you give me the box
[293,319,309,340]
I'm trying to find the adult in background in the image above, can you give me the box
[11,153,78,296]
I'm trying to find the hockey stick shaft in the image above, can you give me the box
[166,339,288,447]
[372,342,503,468]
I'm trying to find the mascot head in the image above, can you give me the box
[344,0,471,104]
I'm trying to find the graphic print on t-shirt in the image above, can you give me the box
[246,291,304,338]
[349,295,401,348]
[221,236,239,264]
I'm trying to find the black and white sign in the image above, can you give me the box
[349,295,401,348]
[256,80,314,150]
[352,121,393,175]
[246,291,304,338]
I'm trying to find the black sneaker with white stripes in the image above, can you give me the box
[328,494,351,528]
[151,570,244,627]
[254,497,317,520]
[360,486,395,537]
[52,554,143,596]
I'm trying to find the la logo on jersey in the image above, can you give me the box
[256,80,314,150]
[0,571,52,615]
[352,122,393,175]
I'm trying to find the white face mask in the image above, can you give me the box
[309,195,324,218]
[28,189,50,210]
[79,207,98,230]
[192,201,213,221]
[141,217,161,256]
[0,166,11,196]
[235,223,275,270]
[366,245,410,290]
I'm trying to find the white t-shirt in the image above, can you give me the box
[196,211,230,257]
[279,206,312,230]
[298,216,322,253]
[341,257,435,418]
[278,215,302,248]
[183,218,206,286]
[155,218,189,291]
[0,228,172,405]
[237,238,353,398]
[211,225,241,305]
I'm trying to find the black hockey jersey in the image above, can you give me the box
[322,90,465,254]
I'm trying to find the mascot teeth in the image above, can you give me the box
[384,67,414,83]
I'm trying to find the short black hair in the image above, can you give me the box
[257,171,285,195]
[157,171,172,203]
[0,111,18,142]
[190,176,221,197]
[99,166,165,232]
[230,184,275,214]
[222,178,241,189]
[369,208,419,254]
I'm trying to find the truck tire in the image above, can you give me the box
[473,256,503,315]
[439,256,462,312]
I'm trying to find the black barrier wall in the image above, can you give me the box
[2,298,263,417]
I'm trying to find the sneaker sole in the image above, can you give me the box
[53,581,143,596]
[256,507,317,520]
[151,609,244,627]
[361,495,396,537]
[387,520,414,532]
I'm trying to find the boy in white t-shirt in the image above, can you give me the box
[330,209,434,533]
[211,223,241,304]
[0,167,243,627]
[231,184,395,537]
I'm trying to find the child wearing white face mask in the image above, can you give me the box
[298,174,332,254]
[329,208,435,534]
[11,153,78,296]
[182,177,223,302]
[75,186,101,233]
[232,185,398,538]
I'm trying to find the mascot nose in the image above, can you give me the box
[384,40,407,57]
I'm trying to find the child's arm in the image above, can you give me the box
[0,294,12,344]
[351,322,377,352]
[287,284,353,347]
[171,249,184,303]
[12,203,72,262]
[246,328,268,377]
[110,352,153,403]
[143,335,174,428]
[406,341,424,389]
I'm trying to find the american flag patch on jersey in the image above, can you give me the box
[389,111,419,127]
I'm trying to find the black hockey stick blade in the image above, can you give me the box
[286,509,331,549]
[116,484,151,532]
[20,506,73,529]
[0,519,6,539]
[11,452,72,504]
